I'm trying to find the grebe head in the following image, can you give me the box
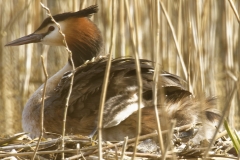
[6,5,103,67]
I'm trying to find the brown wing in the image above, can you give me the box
[41,57,191,135]
[40,57,221,141]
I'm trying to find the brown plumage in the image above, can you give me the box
[5,5,220,143]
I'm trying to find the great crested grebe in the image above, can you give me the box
[6,5,220,142]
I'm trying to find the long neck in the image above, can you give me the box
[22,63,72,137]
[26,63,72,102]
[66,17,103,67]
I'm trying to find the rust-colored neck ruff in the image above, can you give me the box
[65,17,103,67]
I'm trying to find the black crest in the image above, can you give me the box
[35,5,98,32]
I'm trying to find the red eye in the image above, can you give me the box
[48,26,55,32]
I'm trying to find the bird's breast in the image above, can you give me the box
[22,63,72,138]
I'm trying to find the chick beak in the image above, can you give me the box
[5,33,43,46]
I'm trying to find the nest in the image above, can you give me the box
[0,128,237,160]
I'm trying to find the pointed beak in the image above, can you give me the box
[5,33,44,46]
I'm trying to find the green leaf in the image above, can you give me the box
[224,120,240,154]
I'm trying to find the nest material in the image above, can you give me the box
[0,129,237,160]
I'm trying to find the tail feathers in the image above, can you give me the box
[165,96,221,143]
[204,97,221,124]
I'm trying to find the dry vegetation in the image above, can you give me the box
[0,0,240,159]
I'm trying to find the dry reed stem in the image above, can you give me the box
[204,81,238,158]
[225,0,235,128]
[227,70,238,82]
[159,0,188,81]
[124,1,143,159]
[119,0,125,57]
[228,0,240,23]
[32,56,48,159]
[162,120,177,160]
[177,1,183,73]
[152,0,166,156]
[114,145,118,160]
[97,1,116,160]
[78,144,87,160]
[120,136,128,160]
[186,1,193,94]
[196,0,205,93]
[215,130,228,140]
[134,0,141,58]
[40,3,76,160]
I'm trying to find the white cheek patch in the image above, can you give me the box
[41,30,62,46]
[40,22,67,46]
